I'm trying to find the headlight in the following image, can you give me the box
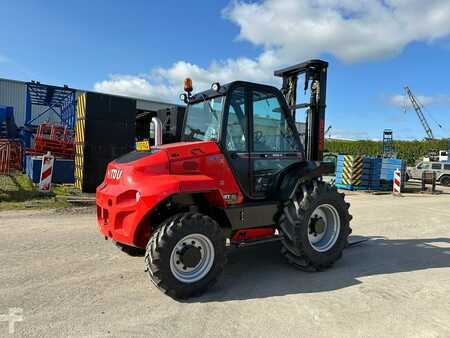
[179,93,188,103]
[211,82,221,91]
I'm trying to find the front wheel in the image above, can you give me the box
[144,212,226,299]
[279,180,352,271]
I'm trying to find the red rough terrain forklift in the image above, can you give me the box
[96,59,352,298]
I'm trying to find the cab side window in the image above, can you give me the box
[250,88,300,196]
[431,163,442,170]
[418,163,430,170]
[252,90,300,153]
[224,87,247,152]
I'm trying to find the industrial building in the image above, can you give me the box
[0,77,180,128]
[0,77,184,192]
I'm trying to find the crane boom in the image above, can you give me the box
[404,86,434,139]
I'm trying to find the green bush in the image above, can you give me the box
[324,139,449,166]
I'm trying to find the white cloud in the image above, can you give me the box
[389,93,450,109]
[94,74,176,101]
[329,128,370,140]
[94,0,450,101]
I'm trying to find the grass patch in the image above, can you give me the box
[0,173,82,210]
[0,173,40,202]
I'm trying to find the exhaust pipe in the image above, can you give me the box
[151,117,163,147]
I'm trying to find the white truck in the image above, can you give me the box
[406,161,450,186]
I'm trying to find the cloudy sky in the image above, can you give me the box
[1,0,450,140]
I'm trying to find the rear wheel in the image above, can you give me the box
[279,180,352,271]
[440,175,450,187]
[144,212,226,299]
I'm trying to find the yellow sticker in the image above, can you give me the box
[136,140,150,151]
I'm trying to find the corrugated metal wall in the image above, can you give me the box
[136,98,178,112]
[0,77,181,127]
[0,78,26,126]
[0,78,86,127]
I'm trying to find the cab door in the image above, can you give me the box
[415,162,431,179]
[248,85,304,198]
[221,86,252,197]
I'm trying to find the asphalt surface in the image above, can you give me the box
[1,188,450,337]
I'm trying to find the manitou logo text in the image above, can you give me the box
[108,168,123,180]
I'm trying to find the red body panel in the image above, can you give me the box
[230,228,275,241]
[96,141,244,248]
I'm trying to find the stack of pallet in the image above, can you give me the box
[335,155,406,191]
[379,158,406,191]
[0,139,23,174]
[27,124,75,159]
[335,155,368,190]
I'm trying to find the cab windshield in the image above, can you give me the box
[182,96,224,142]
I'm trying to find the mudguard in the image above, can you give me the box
[96,174,224,248]
[267,161,335,201]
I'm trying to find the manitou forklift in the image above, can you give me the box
[96,59,352,298]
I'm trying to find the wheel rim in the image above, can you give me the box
[308,204,341,252]
[170,233,215,283]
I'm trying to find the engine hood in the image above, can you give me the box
[103,141,221,186]
[159,141,221,161]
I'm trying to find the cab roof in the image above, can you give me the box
[188,81,281,104]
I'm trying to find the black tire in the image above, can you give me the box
[440,175,450,187]
[405,173,410,182]
[279,180,352,272]
[144,212,226,299]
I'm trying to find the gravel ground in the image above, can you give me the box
[1,189,450,337]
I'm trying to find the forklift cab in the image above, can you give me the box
[181,81,323,201]
[180,59,330,201]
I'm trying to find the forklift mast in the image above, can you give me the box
[274,59,328,161]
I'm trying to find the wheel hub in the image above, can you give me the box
[307,204,341,252]
[310,216,326,235]
[170,233,215,283]
[178,245,202,268]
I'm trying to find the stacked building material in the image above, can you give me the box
[335,155,406,191]
[25,156,74,184]
[335,155,367,190]
[379,158,407,191]
[74,92,136,192]
[366,157,383,190]
[0,106,18,139]
[27,124,75,159]
[0,139,23,174]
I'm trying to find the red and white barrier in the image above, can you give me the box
[393,168,401,194]
[39,152,55,191]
